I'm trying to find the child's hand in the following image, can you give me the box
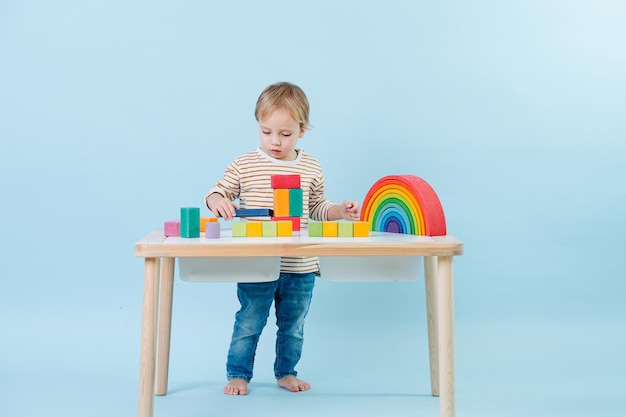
[341,200,360,221]
[206,193,238,220]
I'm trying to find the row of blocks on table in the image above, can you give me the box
[164,216,221,238]
[307,221,369,237]
[164,208,300,238]
[232,220,294,237]
[231,220,370,237]
[164,208,219,238]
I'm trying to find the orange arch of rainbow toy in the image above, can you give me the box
[360,175,447,236]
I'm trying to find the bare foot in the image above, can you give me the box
[224,379,248,395]
[277,375,310,392]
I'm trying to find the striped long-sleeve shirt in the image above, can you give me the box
[206,147,335,274]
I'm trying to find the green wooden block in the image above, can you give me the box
[289,188,303,217]
[308,221,323,237]
[338,221,354,237]
[262,221,277,237]
[232,221,247,237]
[180,207,200,238]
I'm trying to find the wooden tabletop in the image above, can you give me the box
[135,229,464,258]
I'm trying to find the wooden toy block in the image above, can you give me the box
[273,189,290,217]
[353,221,370,237]
[271,174,300,189]
[205,222,220,239]
[276,220,293,236]
[235,208,274,218]
[232,221,247,237]
[289,188,303,217]
[338,222,354,237]
[247,221,263,237]
[308,221,323,237]
[322,221,338,237]
[164,220,180,237]
[180,207,200,238]
[200,217,218,232]
[262,221,277,237]
[272,217,300,231]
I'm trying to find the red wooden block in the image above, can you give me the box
[271,174,301,189]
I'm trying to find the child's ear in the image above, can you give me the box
[299,128,305,138]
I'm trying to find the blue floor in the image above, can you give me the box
[3,276,624,417]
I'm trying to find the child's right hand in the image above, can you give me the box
[206,193,238,220]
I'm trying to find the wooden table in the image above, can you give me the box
[134,229,463,417]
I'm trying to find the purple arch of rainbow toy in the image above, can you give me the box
[360,175,447,236]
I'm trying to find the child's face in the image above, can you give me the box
[259,108,304,161]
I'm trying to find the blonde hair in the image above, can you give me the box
[255,82,311,131]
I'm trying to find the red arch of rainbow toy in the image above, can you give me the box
[360,175,447,236]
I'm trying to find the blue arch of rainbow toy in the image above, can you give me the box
[374,202,414,234]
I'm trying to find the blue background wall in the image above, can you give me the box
[1,1,624,416]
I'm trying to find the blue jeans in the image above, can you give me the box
[226,272,316,382]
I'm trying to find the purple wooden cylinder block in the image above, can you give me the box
[205,222,220,239]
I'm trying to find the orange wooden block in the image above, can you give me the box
[353,221,370,237]
[247,221,263,237]
[276,220,293,237]
[322,221,338,237]
[273,189,290,217]
[200,217,218,232]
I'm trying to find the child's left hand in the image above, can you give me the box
[341,200,361,221]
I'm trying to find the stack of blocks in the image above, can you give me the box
[308,221,370,237]
[232,174,302,237]
[271,174,302,231]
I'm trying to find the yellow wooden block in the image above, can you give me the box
[322,221,338,237]
[353,221,370,237]
[273,189,290,217]
[247,221,263,237]
[276,220,293,237]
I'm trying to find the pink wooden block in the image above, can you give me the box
[204,222,220,239]
[164,220,180,237]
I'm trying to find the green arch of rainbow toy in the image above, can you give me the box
[360,175,447,236]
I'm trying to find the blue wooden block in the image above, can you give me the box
[235,208,274,217]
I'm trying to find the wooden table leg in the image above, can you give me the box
[437,256,455,417]
[156,257,175,396]
[138,257,159,417]
[424,256,440,397]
